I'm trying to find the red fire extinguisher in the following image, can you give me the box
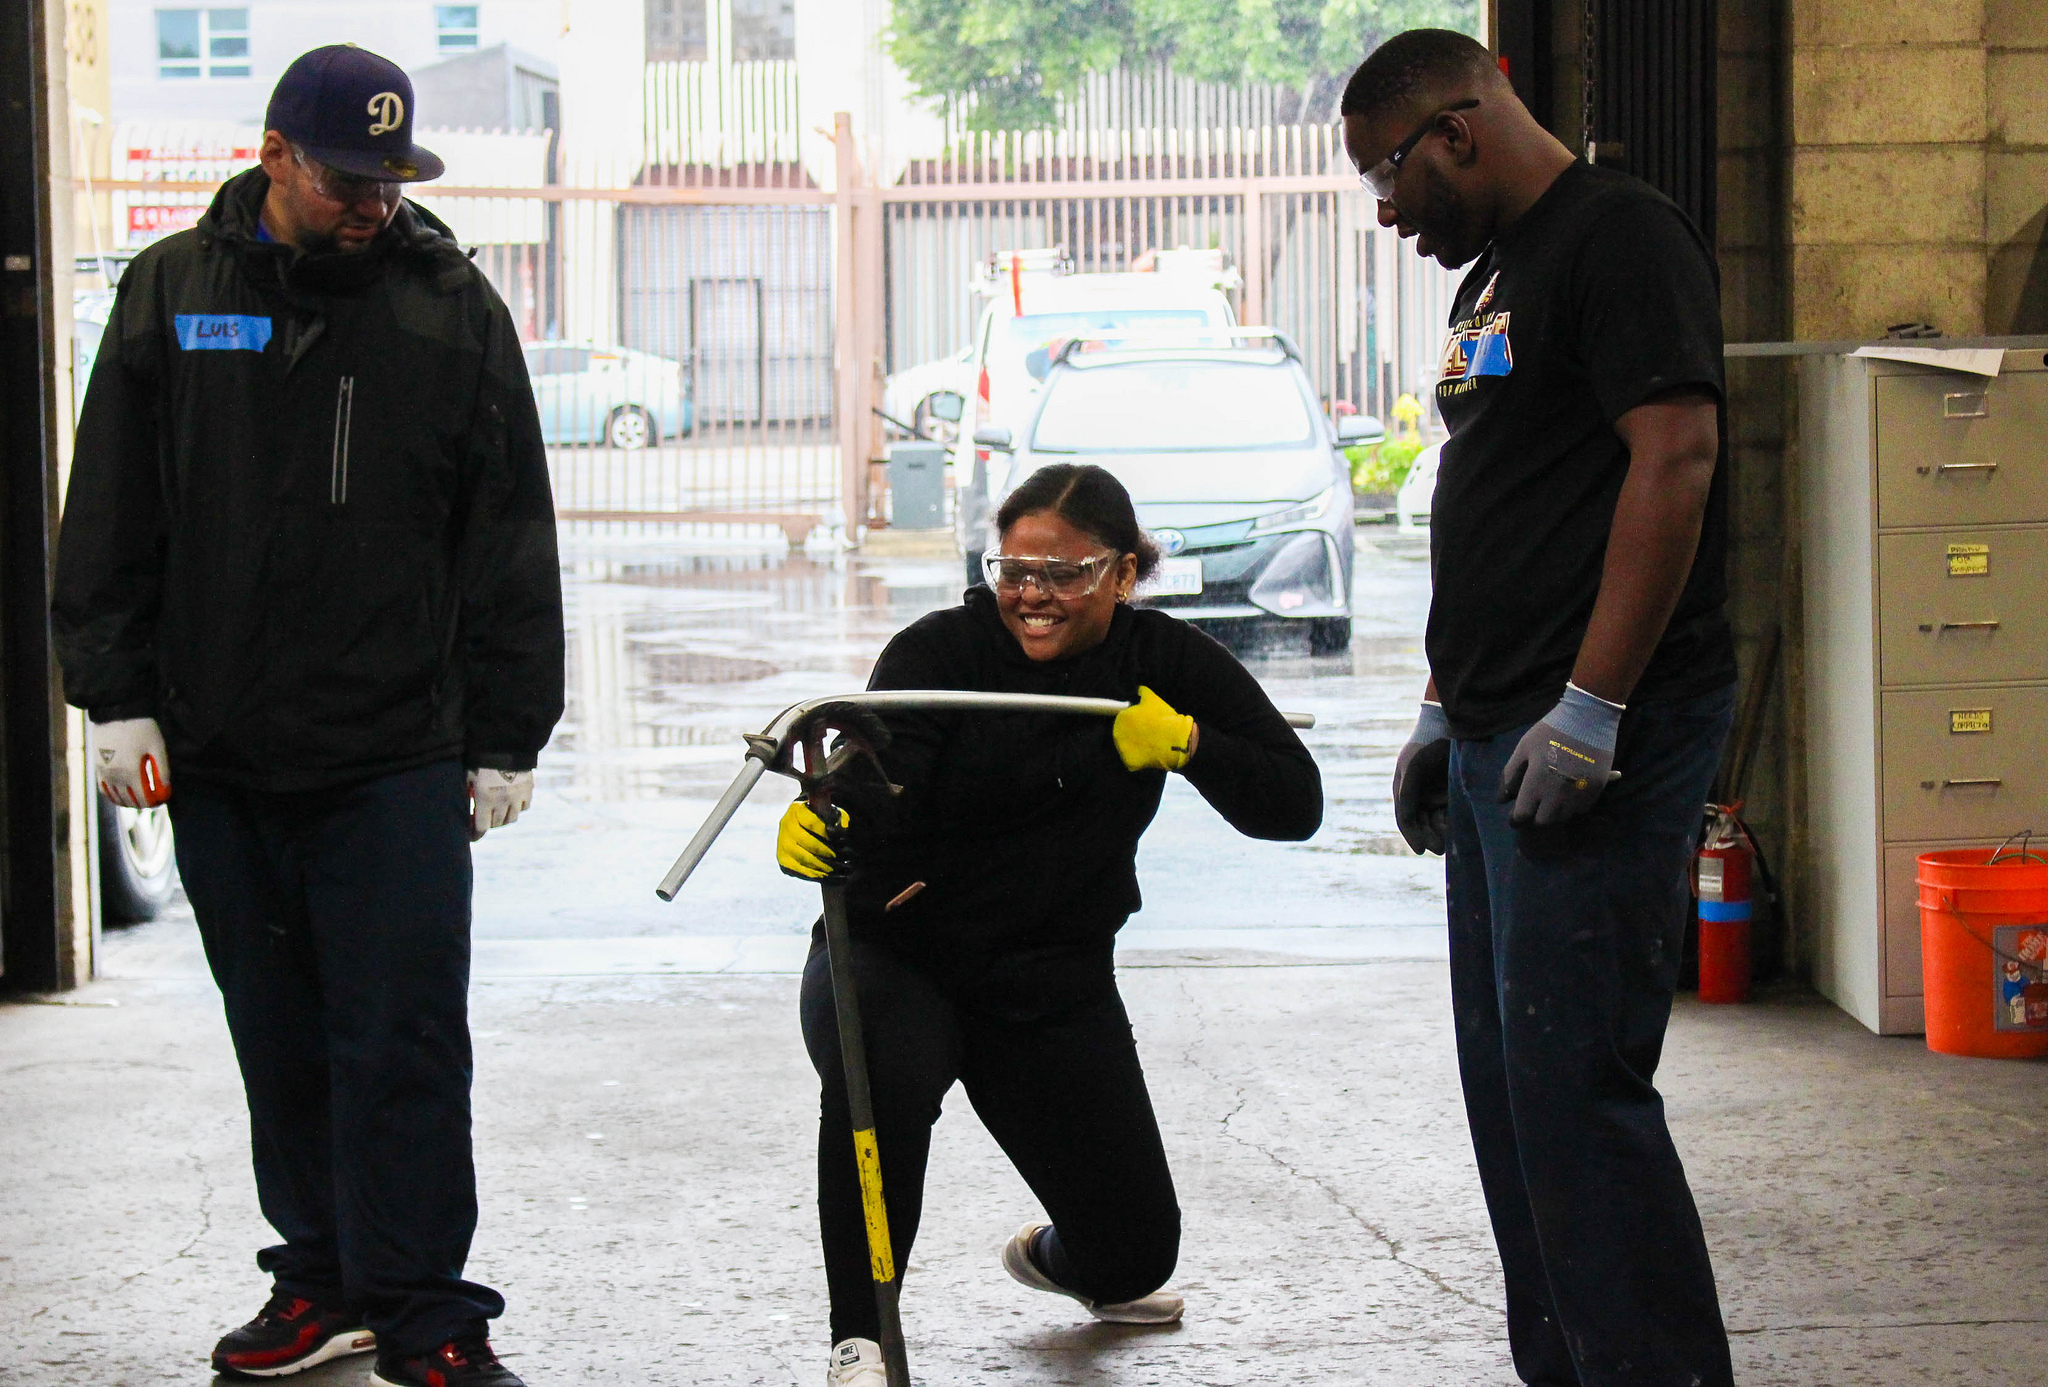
[1695,804,1753,1003]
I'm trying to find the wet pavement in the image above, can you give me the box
[506,526,1447,955]
[105,527,1448,981]
[10,526,2045,1386]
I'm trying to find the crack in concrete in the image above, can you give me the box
[1729,1316,2048,1336]
[1171,974,1488,1315]
[121,1148,215,1285]
[27,1145,218,1333]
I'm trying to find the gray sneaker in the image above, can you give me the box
[1000,1221,1184,1325]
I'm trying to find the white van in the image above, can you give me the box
[948,249,1238,579]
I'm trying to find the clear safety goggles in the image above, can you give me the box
[982,551,1119,600]
[293,145,403,209]
[1357,98,1480,201]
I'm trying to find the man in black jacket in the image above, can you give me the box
[53,46,562,1387]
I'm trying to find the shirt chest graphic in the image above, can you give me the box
[1438,275,1512,398]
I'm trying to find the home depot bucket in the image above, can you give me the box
[1916,845,2048,1060]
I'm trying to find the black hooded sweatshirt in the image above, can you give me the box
[52,166,564,791]
[838,585,1322,956]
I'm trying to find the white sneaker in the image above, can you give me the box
[826,1337,888,1386]
[1000,1221,1185,1325]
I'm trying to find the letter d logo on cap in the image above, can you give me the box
[366,91,404,136]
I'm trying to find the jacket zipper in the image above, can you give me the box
[330,375,355,504]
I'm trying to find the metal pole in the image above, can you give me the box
[653,758,766,901]
[818,873,912,1387]
[800,727,911,1387]
[653,691,1315,901]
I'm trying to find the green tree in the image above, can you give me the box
[885,0,1480,131]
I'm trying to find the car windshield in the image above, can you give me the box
[1029,361,1317,452]
[996,309,1214,380]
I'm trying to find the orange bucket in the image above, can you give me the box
[1916,843,2048,1060]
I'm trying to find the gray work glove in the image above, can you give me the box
[1498,683,1623,827]
[1392,701,1451,855]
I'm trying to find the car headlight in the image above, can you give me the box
[1248,481,1345,535]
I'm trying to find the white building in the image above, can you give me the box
[107,0,570,127]
[105,0,932,179]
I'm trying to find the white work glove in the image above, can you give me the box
[467,768,533,842]
[92,716,172,808]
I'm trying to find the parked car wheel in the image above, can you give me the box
[606,405,655,450]
[98,796,177,923]
[1307,616,1353,655]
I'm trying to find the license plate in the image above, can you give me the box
[1144,557,1203,596]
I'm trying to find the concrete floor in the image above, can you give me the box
[4,943,2044,1386]
[7,534,2043,1384]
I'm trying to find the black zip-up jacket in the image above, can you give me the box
[840,586,1321,954]
[52,167,564,791]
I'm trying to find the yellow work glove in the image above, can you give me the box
[1112,685,1196,773]
[777,801,850,880]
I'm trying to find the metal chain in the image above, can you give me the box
[1580,0,1597,159]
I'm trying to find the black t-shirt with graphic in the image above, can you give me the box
[1427,160,1735,738]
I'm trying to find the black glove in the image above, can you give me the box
[1498,683,1623,828]
[1393,702,1451,855]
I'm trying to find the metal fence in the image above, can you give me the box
[881,121,1463,430]
[80,114,1459,543]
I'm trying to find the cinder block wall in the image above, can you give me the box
[1511,0,2045,978]
[1716,0,2048,976]
[1987,2,2048,334]
[1716,0,1796,971]
[1782,0,2048,339]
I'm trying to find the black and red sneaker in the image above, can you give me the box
[371,1337,526,1387]
[211,1290,375,1377]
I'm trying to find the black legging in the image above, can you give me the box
[800,928,1181,1344]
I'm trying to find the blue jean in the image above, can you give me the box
[169,759,503,1355]
[1446,686,1736,1387]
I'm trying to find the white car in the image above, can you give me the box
[882,346,974,443]
[973,334,1379,653]
[953,258,1239,574]
[1396,443,1442,533]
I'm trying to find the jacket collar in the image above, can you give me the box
[198,165,469,292]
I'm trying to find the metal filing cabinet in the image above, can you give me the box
[1801,349,2048,1034]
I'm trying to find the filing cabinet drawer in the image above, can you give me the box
[1881,686,2048,839]
[1875,371,2048,528]
[1882,843,1928,998]
[1877,528,2048,686]
[1881,837,2028,1002]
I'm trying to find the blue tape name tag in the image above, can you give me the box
[175,314,273,352]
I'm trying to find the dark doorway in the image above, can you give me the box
[0,0,64,991]
[1491,0,1718,241]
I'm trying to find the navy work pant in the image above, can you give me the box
[169,759,503,1355]
[1445,686,1736,1387]
[800,931,1179,1344]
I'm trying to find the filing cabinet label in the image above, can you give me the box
[1951,708,1993,734]
[1947,543,1990,577]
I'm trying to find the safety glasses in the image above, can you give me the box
[292,145,403,209]
[1357,98,1480,200]
[983,551,1120,600]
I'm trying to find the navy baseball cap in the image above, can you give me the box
[265,44,444,183]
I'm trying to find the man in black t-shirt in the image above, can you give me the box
[1341,30,1737,1387]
